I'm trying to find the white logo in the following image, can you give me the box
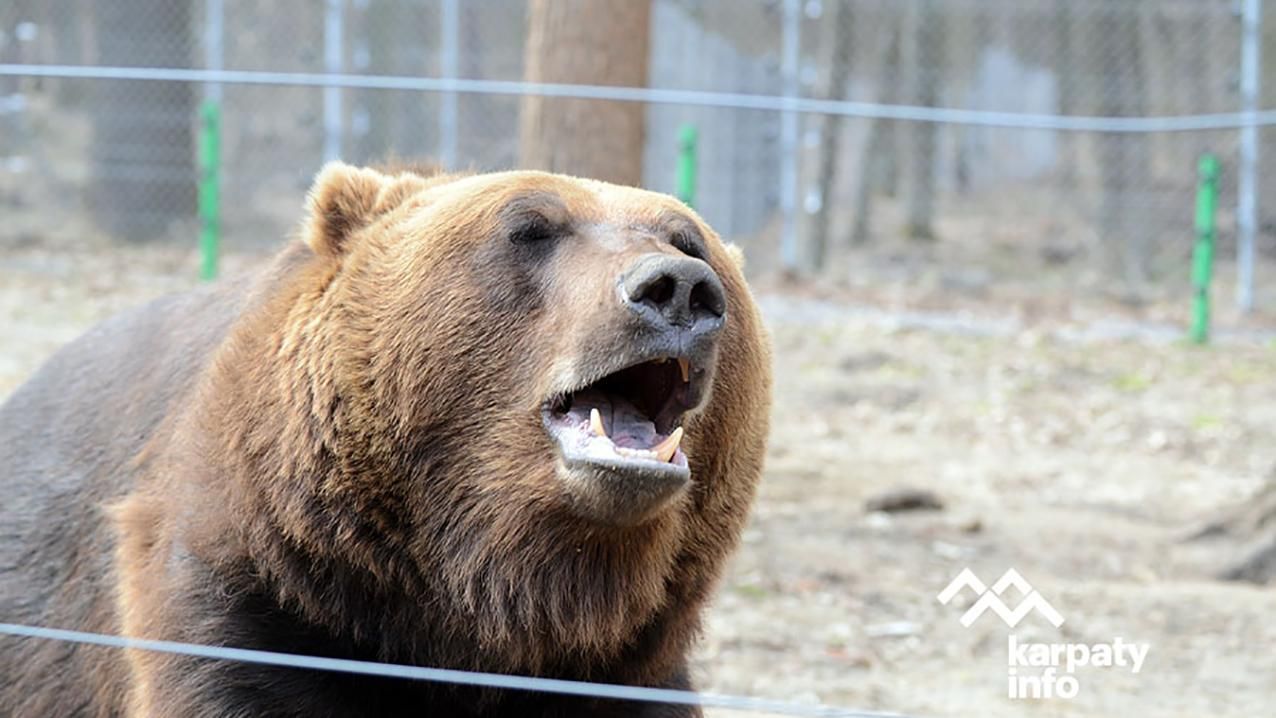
[937,568,1149,700]
[936,568,1064,628]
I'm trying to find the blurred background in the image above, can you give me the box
[1,1,1275,716]
[5,0,1276,306]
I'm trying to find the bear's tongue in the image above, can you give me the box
[556,388,683,463]
[570,389,656,447]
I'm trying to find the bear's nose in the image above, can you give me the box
[621,254,726,334]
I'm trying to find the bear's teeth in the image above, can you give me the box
[678,358,690,383]
[654,427,683,463]
[590,408,607,437]
[616,447,657,459]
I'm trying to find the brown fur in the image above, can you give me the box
[0,164,772,717]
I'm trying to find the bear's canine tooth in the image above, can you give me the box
[590,408,607,437]
[677,358,690,383]
[654,427,683,463]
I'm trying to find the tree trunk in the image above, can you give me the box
[850,13,903,246]
[1090,3,1150,284]
[1052,0,1078,185]
[88,0,194,241]
[949,0,989,195]
[903,0,944,242]
[519,0,651,186]
[876,13,903,201]
[809,0,853,270]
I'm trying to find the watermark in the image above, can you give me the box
[936,568,1150,700]
[937,568,1063,628]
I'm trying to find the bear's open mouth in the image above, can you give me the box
[542,357,695,471]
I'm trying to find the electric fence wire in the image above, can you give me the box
[4,63,1276,134]
[0,622,913,718]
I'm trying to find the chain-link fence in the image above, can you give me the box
[1,0,1272,309]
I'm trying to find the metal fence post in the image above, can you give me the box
[676,124,698,208]
[1237,0,1262,312]
[779,0,800,274]
[199,102,221,281]
[200,0,224,280]
[1191,154,1220,344]
[323,0,344,163]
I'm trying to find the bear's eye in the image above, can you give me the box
[509,214,562,245]
[670,230,706,261]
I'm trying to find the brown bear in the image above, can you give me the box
[0,163,771,717]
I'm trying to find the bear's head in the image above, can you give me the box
[210,162,771,676]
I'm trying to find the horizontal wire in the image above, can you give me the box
[0,622,910,718]
[1,63,1274,133]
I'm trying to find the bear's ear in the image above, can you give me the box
[304,162,423,257]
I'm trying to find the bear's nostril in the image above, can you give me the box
[689,279,724,318]
[622,254,727,334]
[641,276,676,307]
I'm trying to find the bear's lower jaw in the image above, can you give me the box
[555,455,690,527]
[542,355,699,526]
[546,408,692,526]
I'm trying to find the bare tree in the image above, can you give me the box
[903,0,943,241]
[88,0,194,241]
[850,13,903,246]
[519,0,651,186]
[1052,0,1078,185]
[1090,3,1150,283]
[809,0,853,269]
[944,0,989,196]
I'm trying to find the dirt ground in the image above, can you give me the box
[2,239,1275,718]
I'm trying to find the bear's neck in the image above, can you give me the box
[188,396,693,679]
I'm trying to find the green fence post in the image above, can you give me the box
[1190,153,1220,344]
[676,124,698,209]
[199,99,222,281]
